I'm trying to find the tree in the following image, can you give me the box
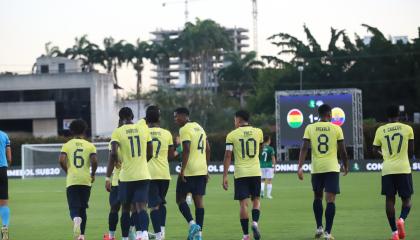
[102,37,126,89]
[218,51,264,107]
[63,35,102,72]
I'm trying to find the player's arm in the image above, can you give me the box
[372,145,382,158]
[168,145,175,160]
[90,153,98,183]
[408,139,414,159]
[338,140,349,176]
[180,141,191,181]
[297,139,310,180]
[105,142,118,192]
[271,154,276,169]
[205,139,211,165]
[222,144,233,191]
[6,146,12,166]
[59,152,68,174]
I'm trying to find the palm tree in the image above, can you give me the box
[218,51,264,107]
[63,35,102,72]
[102,37,126,90]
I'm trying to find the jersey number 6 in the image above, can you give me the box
[73,149,85,168]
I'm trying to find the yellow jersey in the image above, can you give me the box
[373,122,414,176]
[137,118,146,127]
[179,122,208,176]
[226,126,263,178]
[111,123,152,182]
[148,127,173,180]
[303,122,344,174]
[61,138,96,187]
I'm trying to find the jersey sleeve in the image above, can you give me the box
[258,129,264,144]
[270,146,276,155]
[372,128,382,146]
[303,126,310,140]
[60,143,68,155]
[336,126,344,141]
[167,131,174,146]
[179,127,191,143]
[226,132,234,146]
[408,126,414,140]
[90,143,97,156]
[111,129,120,144]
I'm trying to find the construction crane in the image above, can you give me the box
[252,0,258,54]
[162,0,259,53]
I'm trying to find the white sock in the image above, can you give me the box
[142,231,149,238]
[122,238,129,240]
[261,182,265,195]
[136,231,142,238]
[243,234,249,238]
[252,221,258,226]
[189,220,196,226]
[198,231,202,236]
[267,184,273,196]
[161,226,165,233]
[109,231,115,237]
[156,232,161,238]
[393,230,398,235]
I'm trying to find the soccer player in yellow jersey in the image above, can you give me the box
[223,110,264,240]
[174,107,210,240]
[59,119,98,240]
[146,106,174,240]
[105,107,153,240]
[104,120,123,240]
[373,105,415,240]
[297,104,349,240]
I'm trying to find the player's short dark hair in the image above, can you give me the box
[386,105,400,118]
[318,104,332,117]
[69,119,88,135]
[119,107,134,120]
[235,110,250,122]
[264,135,271,142]
[174,107,190,116]
[146,105,160,123]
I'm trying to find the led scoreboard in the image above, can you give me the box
[275,89,363,160]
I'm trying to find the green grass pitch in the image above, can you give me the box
[7,172,419,240]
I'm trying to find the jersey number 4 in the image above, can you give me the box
[384,133,403,155]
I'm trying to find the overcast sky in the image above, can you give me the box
[1,0,419,93]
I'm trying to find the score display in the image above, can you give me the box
[276,93,354,147]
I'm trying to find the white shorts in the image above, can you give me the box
[261,168,274,179]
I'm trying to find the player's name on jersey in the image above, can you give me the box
[315,126,331,131]
[383,125,402,133]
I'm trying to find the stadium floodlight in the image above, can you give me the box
[298,66,304,90]
[20,142,110,179]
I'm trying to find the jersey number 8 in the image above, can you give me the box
[317,134,329,154]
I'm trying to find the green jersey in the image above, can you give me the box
[260,145,275,168]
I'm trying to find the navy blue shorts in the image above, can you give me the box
[109,186,120,206]
[0,167,8,200]
[382,174,413,198]
[176,175,207,196]
[148,180,170,208]
[311,172,340,194]
[234,176,261,200]
[118,180,150,204]
[66,185,91,209]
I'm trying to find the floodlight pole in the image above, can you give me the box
[298,66,304,90]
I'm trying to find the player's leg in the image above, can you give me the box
[250,177,261,240]
[149,181,162,239]
[323,172,340,239]
[176,176,199,240]
[239,199,250,240]
[396,173,414,239]
[66,186,83,238]
[119,181,134,240]
[0,167,10,240]
[260,169,266,198]
[311,174,325,238]
[266,169,274,199]
[191,176,207,239]
[130,204,137,240]
[159,180,170,239]
[382,175,399,239]
[106,186,120,240]
[133,180,150,240]
[78,186,91,240]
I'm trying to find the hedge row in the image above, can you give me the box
[8,123,420,166]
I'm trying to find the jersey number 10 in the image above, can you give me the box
[239,138,257,158]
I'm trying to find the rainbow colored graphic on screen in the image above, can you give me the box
[287,109,304,128]
[331,107,346,126]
